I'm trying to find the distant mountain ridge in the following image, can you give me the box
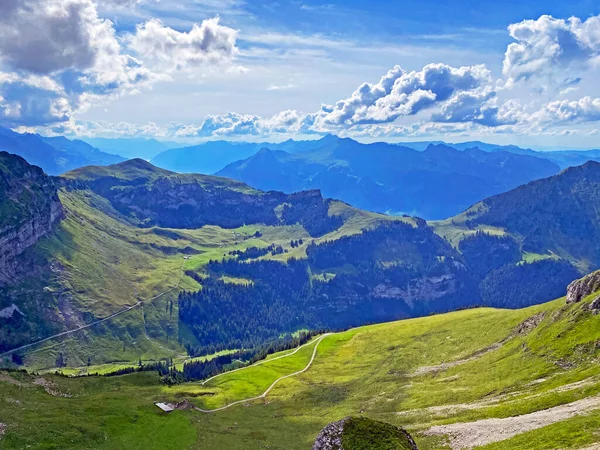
[0,127,124,175]
[149,138,333,175]
[401,140,600,169]
[214,135,560,219]
[83,137,185,160]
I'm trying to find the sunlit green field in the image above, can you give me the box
[14,190,395,371]
[3,292,600,449]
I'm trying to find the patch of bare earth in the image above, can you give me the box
[399,376,600,417]
[413,314,546,378]
[0,373,27,387]
[424,394,600,449]
[34,377,71,398]
[562,446,600,450]
[412,343,503,377]
[515,312,546,335]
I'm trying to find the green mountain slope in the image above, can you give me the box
[435,161,600,274]
[1,155,597,371]
[63,159,344,235]
[1,154,403,369]
[2,273,600,449]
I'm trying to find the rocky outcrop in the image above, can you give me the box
[312,417,418,450]
[0,152,63,284]
[584,295,600,314]
[313,418,347,450]
[516,312,546,335]
[566,270,600,304]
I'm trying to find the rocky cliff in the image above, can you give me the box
[63,159,342,237]
[566,269,600,304]
[0,152,62,284]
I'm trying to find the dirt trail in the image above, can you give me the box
[0,373,28,387]
[195,333,331,413]
[424,394,600,449]
[412,343,503,377]
[399,376,600,417]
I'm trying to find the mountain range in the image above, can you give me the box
[147,135,600,219]
[215,135,560,219]
[4,143,600,449]
[0,127,124,175]
[82,137,186,161]
[2,151,600,369]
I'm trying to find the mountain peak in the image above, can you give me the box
[319,133,342,143]
[118,158,156,169]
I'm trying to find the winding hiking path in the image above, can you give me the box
[0,262,186,359]
[424,394,600,449]
[195,333,331,413]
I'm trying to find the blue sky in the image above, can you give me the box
[2,0,600,148]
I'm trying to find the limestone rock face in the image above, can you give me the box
[566,270,600,304]
[0,152,63,284]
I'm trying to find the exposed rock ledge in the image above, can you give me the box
[0,152,63,284]
[566,270,600,304]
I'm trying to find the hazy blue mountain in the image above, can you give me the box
[400,139,600,169]
[0,127,124,175]
[149,138,330,174]
[82,137,184,160]
[151,141,268,174]
[216,136,560,219]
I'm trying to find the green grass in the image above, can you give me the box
[7,186,401,371]
[521,251,560,264]
[342,417,416,450]
[4,293,600,449]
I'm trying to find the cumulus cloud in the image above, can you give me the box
[533,96,600,124]
[0,0,163,126]
[431,89,501,126]
[0,72,72,126]
[503,14,600,82]
[0,0,239,128]
[0,0,115,74]
[127,18,239,72]
[171,110,305,137]
[309,63,491,130]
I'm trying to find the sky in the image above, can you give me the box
[2,0,600,148]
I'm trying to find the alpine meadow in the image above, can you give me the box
[4,1,600,449]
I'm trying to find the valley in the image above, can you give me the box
[6,1,600,448]
[3,140,600,449]
[3,280,600,449]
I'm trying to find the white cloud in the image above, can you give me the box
[0,0,114,75]
[0,0,163,126]
[0,72,72,126]
[170,109,305,137]
[0,0,240,128]
[503,14,600,82]
[533,96,600,124]
[431,88,501,126]
[127,18,239,72]
[308,63,491,130]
